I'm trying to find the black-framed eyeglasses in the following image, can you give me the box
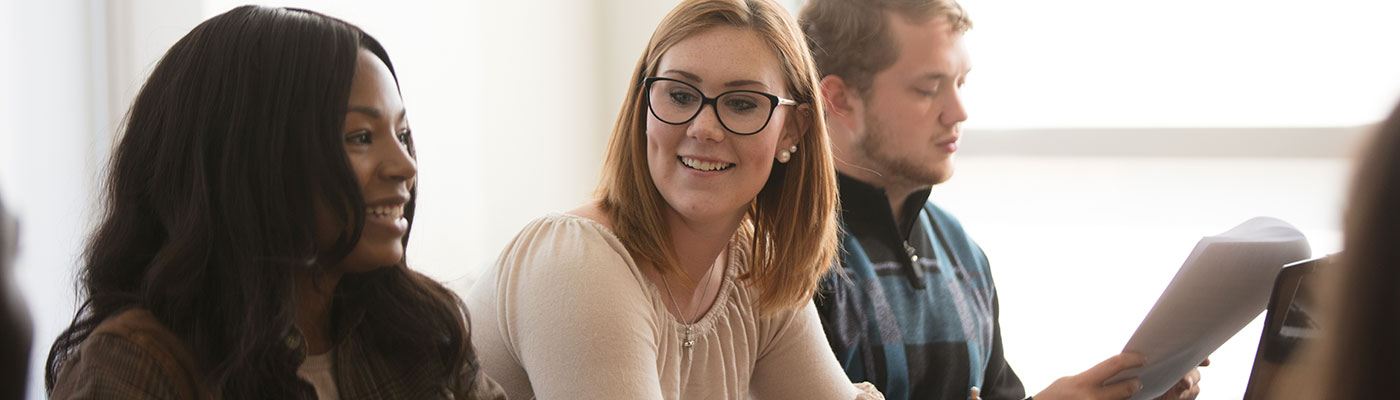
[643,77,798,135]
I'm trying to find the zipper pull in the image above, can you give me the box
[903,241,919,263]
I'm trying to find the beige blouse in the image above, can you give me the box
[296,351,339,400]
[466,213,882,399]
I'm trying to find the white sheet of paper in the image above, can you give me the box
[1109,217,1311,400]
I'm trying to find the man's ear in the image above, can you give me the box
[819,74,862,132]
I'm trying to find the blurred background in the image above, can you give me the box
[2,0,1397,399]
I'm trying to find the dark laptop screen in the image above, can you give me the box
[1242,255,1330,399]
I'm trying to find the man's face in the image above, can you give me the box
[852,13,970,187]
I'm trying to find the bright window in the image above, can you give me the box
[959,0,1400,128]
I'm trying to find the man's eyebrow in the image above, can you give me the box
[918,72,951,81]
[919,67,972,81]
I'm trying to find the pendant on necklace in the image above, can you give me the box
[683,326,695,349]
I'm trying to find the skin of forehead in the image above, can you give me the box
[656,26,788,96]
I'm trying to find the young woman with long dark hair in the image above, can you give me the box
[46,6,503,399]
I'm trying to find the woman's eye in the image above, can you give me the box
[669,91,699,105]
[396,130,411,145]
[346,131,371,145]
[723,98,759,113]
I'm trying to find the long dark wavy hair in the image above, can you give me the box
[46,6,477,397]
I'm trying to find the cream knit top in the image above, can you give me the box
[466,213,882,399]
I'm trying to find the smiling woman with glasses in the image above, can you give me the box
[465,0,882,398]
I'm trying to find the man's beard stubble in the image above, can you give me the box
[855,112,952,188]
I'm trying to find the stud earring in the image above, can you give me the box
[789,145,798,153]
[777,150,791,163]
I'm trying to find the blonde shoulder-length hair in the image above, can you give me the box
[597,0,839,315]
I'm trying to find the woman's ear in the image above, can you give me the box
[779,103,812,160]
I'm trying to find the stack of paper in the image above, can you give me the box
[1109,217,1311,400]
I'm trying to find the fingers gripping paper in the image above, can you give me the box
[1109,217,1310,400]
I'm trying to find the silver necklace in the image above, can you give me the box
[659,256,719,351]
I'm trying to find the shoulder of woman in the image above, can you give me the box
[476,211,653,307]
[52,308,204,399]
[497,212,632,271]
[469,211,650,310]
[475,212,662,362]
[89,308,170,337]
[88,309,192,360]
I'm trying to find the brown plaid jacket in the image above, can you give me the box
[50,308,507,399]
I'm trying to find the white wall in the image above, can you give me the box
[2,1,105,398]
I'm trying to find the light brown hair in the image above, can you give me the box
[800,0,972,94]
[597,0,839,315]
